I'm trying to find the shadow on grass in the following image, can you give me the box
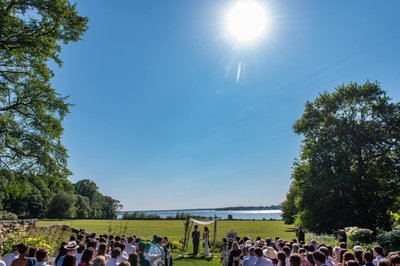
[175,254,215,262]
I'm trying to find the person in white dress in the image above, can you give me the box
[202,227,210,256]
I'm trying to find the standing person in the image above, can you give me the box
[296,226,305,244]
[202,227,210,256]
[192,225,200,256]
[338,230,347,244]
[228,242,241,266]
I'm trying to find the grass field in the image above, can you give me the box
[38,219,294,242]
[38,219,294,266]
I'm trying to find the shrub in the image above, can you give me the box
[376,226,400,252]
[210,239,224,252]
[305,233,337,247]
[170,240,183,251]
[346,227,374,244]
[0,211,18,220]
[2,226,70,254]
[2,233,21,254]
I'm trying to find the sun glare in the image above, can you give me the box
[226,1,267,43]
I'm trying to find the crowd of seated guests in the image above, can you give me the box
[221,236,400,266]
[0,233,173,266]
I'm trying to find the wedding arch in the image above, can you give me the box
[182,216,218,256]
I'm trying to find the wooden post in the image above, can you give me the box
[185,220,194,254]
[212,215,217,256]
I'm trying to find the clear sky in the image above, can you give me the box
[52,1,400,211]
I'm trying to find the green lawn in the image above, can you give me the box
[38,219,294,266]
[38,219,294,242]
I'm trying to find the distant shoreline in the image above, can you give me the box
[119,205,281,213]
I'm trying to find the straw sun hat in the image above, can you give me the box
[263,246,278,259]
[64,241,79,250]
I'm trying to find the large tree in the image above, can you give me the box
[46,191,76,220]
[283,82,400,232]
[74,179,122,219]
[0,0,88,177]
[74,179,99,202]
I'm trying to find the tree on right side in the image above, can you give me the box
[282,81,400,233]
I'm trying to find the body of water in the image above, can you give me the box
[117,209,282,220]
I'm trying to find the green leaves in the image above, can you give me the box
[0,0,87,177]
[283,82,400,233]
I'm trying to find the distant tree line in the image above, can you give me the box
[122,211,207,220]
[215,205,281,211]
[0,174,122,220]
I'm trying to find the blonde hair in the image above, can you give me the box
[232,241,240,250]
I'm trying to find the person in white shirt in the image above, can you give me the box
[372,246,384,266]
[2,245,18,266]
[243,247,258,266]
[35,249,49,266]
[254,248,273,266]
[116,244,128,264]
[106,248,120,266]
[124,237,136,255]
[75,244,86,265]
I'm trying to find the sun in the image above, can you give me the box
[226,1,268,43]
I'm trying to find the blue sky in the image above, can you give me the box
[52,1,400,211]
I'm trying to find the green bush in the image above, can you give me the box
[346,227,374,244]
[305,233,337,247]
[2,226,70,254]
[2,233,21,254]
[170,240,183,251]
[210,239,224,252]
[376,226,400,252]
[0,211,18,220]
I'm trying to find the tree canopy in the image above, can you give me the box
[0,1,121,220]
[0,0,87,176]
[282,82,400,232]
